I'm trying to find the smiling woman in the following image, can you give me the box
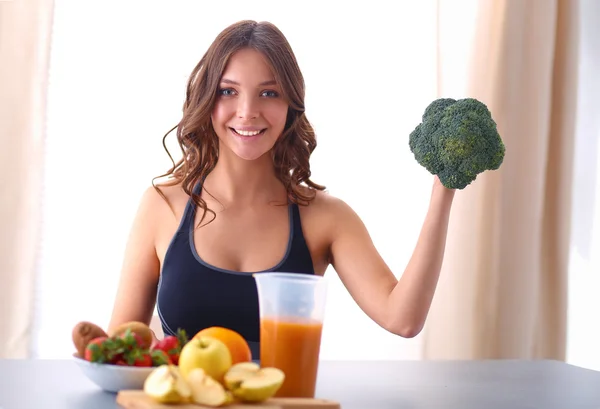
[104,18,458,363]
[32,2,442,361]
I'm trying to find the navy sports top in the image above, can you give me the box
[156,181,315,359]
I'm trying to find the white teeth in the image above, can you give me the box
[233,129,263,136]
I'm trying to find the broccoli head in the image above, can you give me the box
[408,97,505,189]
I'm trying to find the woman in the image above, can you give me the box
[107,20,455,359]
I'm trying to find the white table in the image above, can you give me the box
[1,359,599,408]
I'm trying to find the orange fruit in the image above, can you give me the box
[194,327,252,364]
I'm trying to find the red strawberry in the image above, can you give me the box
[153,336,179,362]
[130,333,146,348]
[152,329,188,365]
[120,345,153,367]
[109,351,125,365]
[97,336,128,363]
[84,336,109,363]
[150,349,172,366]
[118,328,145,350]
[132,352,153,367]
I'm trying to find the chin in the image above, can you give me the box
[219,133,278,163]
[231,149,271,162]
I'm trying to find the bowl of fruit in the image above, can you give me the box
[72,322,290,407]
[71,320,188,393]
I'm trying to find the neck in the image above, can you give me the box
[202,150,286,207]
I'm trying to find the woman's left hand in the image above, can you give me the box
[432,175,456,197]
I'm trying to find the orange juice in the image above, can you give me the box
[260,317,323,398]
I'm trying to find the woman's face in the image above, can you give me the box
[211,48,288,162]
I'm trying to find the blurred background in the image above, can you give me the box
[1,0,599,369]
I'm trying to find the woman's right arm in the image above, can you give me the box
[107,186,164,338]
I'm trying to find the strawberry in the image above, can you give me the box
[130,333,146,348]
[132,352,153,367]
[88,330,144,365]
[118,328,146,350]
[115,342,149,366]
[152,329,188,365]
[84,336,110,363]
[152,336,179,362]
[98,336,128,363]
[108,351,125,365]
[84,327,175,367]
[150,349,172,366]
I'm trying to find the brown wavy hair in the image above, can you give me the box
[153,20,325,226]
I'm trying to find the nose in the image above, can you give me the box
[236,94,259,120]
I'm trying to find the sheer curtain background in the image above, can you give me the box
[0,0,54,359]
[565,0,600,370]
[1,0,598,365]
[424,0,581,361]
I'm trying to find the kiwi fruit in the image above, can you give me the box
[72,321,108,357]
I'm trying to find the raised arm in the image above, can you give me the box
[107,187,164,337]
[328,176,454,338]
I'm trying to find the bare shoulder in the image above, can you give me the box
[297,187,365,265]
[138,180,190,223]
[136,180,195,262]
[300,187,359,222]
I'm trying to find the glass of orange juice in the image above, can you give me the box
[253,272,328,398]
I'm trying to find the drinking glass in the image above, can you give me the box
[253,272,328,398]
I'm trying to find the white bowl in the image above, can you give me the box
[72,355,155,393]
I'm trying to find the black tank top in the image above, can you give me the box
[156,181,315,359]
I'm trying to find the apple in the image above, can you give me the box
[187,368,234,407]
[223,362,285,402]
[143,364,191,404]
[178,336,232,382]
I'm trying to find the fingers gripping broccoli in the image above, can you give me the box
[408,97,506,190]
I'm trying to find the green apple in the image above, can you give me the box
[187,368,234,407]
[143,364,191,403]
[178,336,232,382]
[223,362,285,402]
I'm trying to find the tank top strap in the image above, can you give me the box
[289,203,306,241]
[178,179,203,232]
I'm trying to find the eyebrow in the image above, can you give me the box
[220,78,278,86]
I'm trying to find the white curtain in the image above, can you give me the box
[424,0,580,361]
[565,0,600,371]
[0,0,54,359]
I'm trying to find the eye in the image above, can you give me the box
[261,90,279,98]
[218,88,236,96]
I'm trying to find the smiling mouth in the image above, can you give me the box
[229,127,267,137]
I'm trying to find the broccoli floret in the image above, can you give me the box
[409,97,505,189]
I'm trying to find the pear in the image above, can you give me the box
[187,368,234,407]
[143,364,192,404]
[223,362,285,402]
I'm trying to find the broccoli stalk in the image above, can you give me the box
[409,97,505,189]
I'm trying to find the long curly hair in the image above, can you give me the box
[153,20,325,226]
